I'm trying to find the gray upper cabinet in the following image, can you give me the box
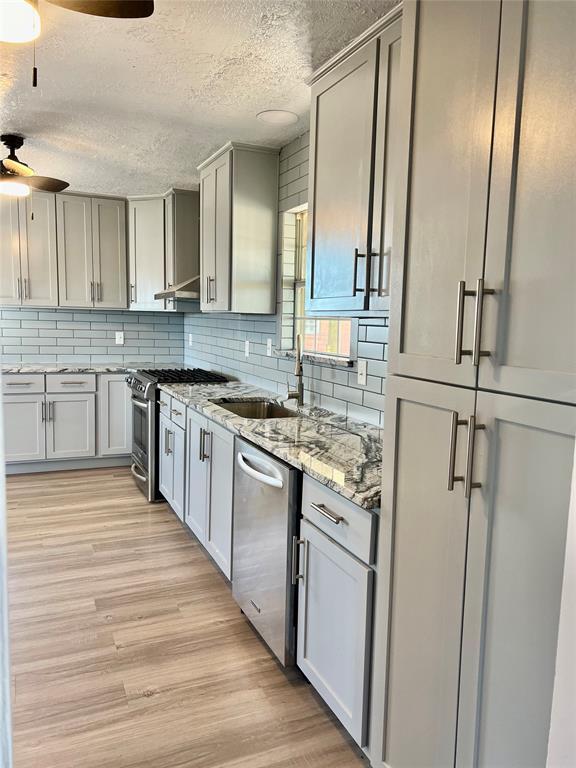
[389,0,501,387]
[19,191,59,307]
[0,197,21,305]
[57,193,127,309]
[91,197,127,309]
[0,192,58,307]
[198,143,278,314]
[457,392,575,767]
[128,197,165,311]
[306,15,402,315]
[479,0,576,405]
[56,194,93,307]
[129,189,200,312]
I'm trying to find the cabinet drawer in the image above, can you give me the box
[158,393,171,418]
[168,398,186,429]
[46,374,96,392]
[2,374,45,394]
[301,475,377,565]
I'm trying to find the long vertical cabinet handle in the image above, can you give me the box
[447,411,467,490]
[41,401,46,423]
[464,415,486,498]
[23,278,29,299]
[198,427,204,461]
[291,536,306,585]
[472,278,495,366]
[16,277,21,300]
[90,281,94,303]
[454,281,476,363]
[48,401,54,422]
[164,428,171,455]
[352,248,366,296]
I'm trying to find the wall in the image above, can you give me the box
[184,133,389,427]
[0,308,183,366]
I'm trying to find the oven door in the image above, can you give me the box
[131,395,152,475]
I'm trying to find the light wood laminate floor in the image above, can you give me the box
[7,467,366,768]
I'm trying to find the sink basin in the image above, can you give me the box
[214,399,298,419]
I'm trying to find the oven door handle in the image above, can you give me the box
[130,463,147,482]
[132,398,149,411]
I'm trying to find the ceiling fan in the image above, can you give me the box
[0,133,69,197]
[44,0,154,18]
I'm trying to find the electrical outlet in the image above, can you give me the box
[188,333,193,347]
[115,331,124,346]
[357,359,368,386]
[266,338,273,356]
[245,339,250,358]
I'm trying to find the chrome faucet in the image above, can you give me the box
[286,334,304,407]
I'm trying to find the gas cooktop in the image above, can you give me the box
[137,368,228,384]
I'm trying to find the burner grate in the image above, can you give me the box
[138,368,228,385]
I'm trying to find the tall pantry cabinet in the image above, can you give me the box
[369,2,576,768]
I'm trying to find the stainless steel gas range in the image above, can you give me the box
[125,368,227,501]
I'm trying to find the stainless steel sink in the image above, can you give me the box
[213,399,298,419]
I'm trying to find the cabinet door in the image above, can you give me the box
[200,153,231,312]
[479,0,576,404]
[306,40,378,313]
[158,412,173,504]
[297,519,372,746]
[97,374,132,456]
[389,0,500,386]
[46,393,95,459]
[457,392,576,767]
[56,195,94,307]
[185,409,209,543]
[369,20,402,311]
[205,421,234,578]
[3,395,46,462]
[92,197,127,309]
[19,191,58,307]
[370,375,476,768]
[171,423,186,522]
[128,198,165,311]
[0,197,22,305]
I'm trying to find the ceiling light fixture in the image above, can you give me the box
[0,134,70,194]
[0,0,41,44]
[256,110,299,126]
[44,0,154,18]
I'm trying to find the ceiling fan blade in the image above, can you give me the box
[2,158,35,177]
[44,0,154,18]
[24,176,70,193]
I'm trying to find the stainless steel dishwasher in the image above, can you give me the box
[232,437,300,666]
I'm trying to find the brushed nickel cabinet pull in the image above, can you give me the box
[130,283,135,303]
[16,277,21,300]
[90,281,95,303]
[464,415,485,498]
[5,381,32,386]
[447,411,467,490]
[352,248,366,295]
[198,427,204,462]
[472,278,495,366]
[41,401,46,422]
[454,280,476,364]
[23,277,29,299]
[171,408,182,417]
[291,536,306,585]
[310,502,344,525]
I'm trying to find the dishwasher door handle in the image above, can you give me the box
[236,452,284,489]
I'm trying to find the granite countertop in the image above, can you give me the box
[0,363,174,374]
[161,382,383,510]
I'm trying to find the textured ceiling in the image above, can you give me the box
[0,0,398,195]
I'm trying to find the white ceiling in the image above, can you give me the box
[0,0,398,196]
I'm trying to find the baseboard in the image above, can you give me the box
[5,456,132,475]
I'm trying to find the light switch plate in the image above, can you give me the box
[115,331,124,346]
[245,339,250,357]
[188,333,193,347]
[266,338,273,356]
[357,359,367,386]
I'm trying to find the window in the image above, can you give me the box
[289,209,353,359]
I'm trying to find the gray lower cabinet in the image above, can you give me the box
[97,374,132,456]
[45,393,96,460]
[158,412,185,521]
[369,375,576,768]
[185,408,209,542]
[306,14,402,315]
[3,394,46,462]
[205,421,234,578]
[297,518,372,746]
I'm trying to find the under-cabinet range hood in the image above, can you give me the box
[154,275,200,301]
